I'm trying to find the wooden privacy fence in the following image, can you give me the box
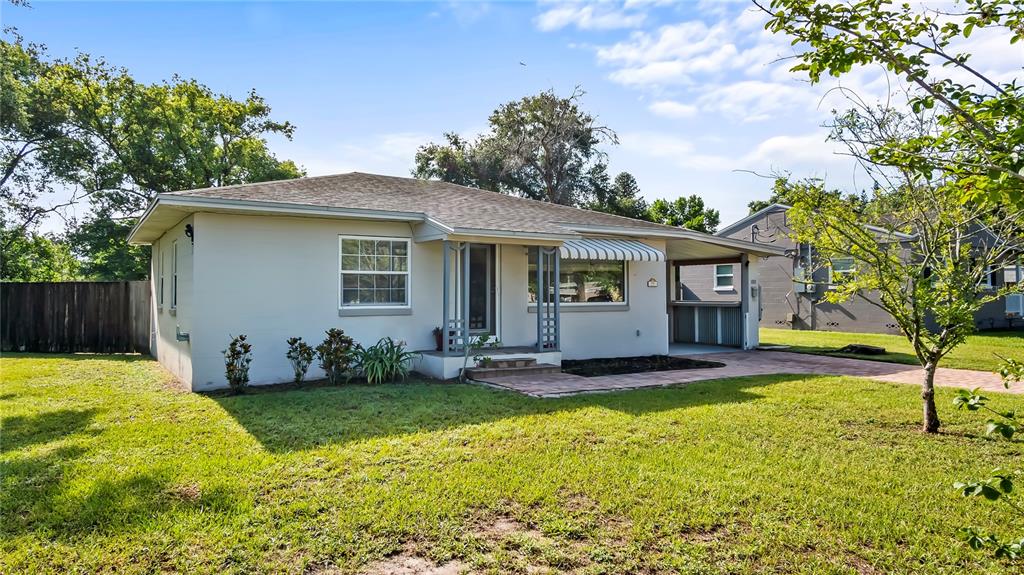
[1,281,151,354]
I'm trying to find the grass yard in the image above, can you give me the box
[2,355,1022,574]
[760,327,1024,372]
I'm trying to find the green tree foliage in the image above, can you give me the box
[953,363,1022,560]
[412,132,503,191]
[749,176,870,215]
[0,33,302,280]
[65,211,148,280]
[783,176,1022,434]
[0,224,79,281]
[647,195,721,233]
[762,0,1024,434]
[758,0,1024,209]
[583,163,649,220]
[414,88,617,206]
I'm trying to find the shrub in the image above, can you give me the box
[285,337,314,383]
[223,334,253,393]
[354,337,420,384]
[315,328,357,385]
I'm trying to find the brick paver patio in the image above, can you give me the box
[474,350,1017,398]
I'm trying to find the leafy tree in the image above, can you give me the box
[647,195,721,233]
[412,132,503,192]
[757,0,1024,209]
[414,88,616,206]
[760,0,1024,433]
[65,210,148,280]
[0,223,79,281]
[583,163,649,220]
[0,34,303,279]
[784,175,1022,434]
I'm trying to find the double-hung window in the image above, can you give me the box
[339,237,410,308]
[714,264,735,291]
[829,257,855,284]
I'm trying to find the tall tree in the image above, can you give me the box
[647,195,721,233]
[414,88,617,206]
[584,163,649,220]
[0,35,303,279]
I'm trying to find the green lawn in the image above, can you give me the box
[760,327,1024,372]
[2,355,1022,574]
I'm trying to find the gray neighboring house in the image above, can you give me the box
[705,204,1023,334]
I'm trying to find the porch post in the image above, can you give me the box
[536,247,544,351]
[740,252,750,349]
[553,248,560,351]
[442,240,451,354]
[462,242,471,351]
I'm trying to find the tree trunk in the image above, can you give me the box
[921,361,941,433]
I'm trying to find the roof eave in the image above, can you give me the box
[127,194,435,245]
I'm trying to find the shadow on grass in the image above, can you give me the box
[1,441,243,539]
[1,408,100,452]
[213,374,799,452]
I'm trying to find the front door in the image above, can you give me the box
[467,244,496,336]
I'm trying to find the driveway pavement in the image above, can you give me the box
[473,350,1017,398]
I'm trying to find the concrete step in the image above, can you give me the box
[465,363,561,380]
[487,357,537,369]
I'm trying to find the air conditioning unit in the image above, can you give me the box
[804,283,816,294]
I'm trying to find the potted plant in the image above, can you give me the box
[432,326,443,351]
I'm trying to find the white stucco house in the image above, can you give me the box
[128,172,783,391]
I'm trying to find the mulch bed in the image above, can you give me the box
[560,355,725,378]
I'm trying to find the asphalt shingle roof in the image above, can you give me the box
[165,172,684,236]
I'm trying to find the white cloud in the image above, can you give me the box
[648,99,698,118]
[596,20,727,66]
[745,132,848,169]
[286,132,431,178]
[619,131,736,171]
[535,2,648,31]
[696,80,821,122]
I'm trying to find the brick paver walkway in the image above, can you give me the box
[475,350,1016,398]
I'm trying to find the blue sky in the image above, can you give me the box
[6,1,1020,229]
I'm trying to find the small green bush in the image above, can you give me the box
[285,337,315,383]
[315,328,357,385]
[354,337,421,384]
[223,334,253,393]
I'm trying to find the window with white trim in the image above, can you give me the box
[158,247,165,308]
[714,264,735,290]
[829,257,855,283]
[171,240,178,309]
[339,237,410,307]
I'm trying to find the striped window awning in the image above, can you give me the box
[559,238,665,262]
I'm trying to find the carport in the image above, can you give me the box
[662,233,784,350]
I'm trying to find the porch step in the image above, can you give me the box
[488,357,537,369]
[465,363,561,380]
